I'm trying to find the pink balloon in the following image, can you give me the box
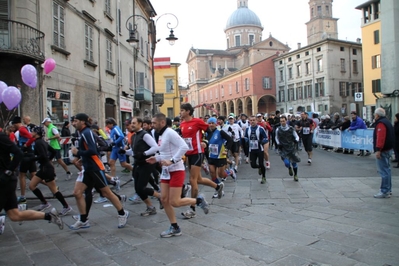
[2,86,21,110]
[0,81,7,103]
[44,58,56,74]
[21,64,37,87]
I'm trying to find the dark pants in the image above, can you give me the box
[133,164,156,201]
[250,150,265,177]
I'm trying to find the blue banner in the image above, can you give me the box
[341,129,373,151]
[313,128,374,151]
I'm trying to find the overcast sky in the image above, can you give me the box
[150,0,366,85]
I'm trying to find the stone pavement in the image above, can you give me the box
[1,148,399,266]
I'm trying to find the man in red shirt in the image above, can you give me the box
[180,103,220,219]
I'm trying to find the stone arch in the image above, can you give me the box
[257,95,276,114]
[243,97,253,116]
[236,98,244,115]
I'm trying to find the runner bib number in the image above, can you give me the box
[160,166,171,180]
[184,138,194,151]
[302,127,310,135]
[209,144,218,156]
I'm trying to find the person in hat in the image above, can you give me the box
[0,131,63,234]
[28,126,73,215]
[42,117,72,180]
[71,113,129,229]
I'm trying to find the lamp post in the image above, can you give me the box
[125,13,179,115]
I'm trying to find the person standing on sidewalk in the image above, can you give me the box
[348,111,370,156]
[0,131,63,235]
[373,108,395,198]
[276,116,300,181]
[393,113,399,168]
[42,118,72,180]
[28,126,72,215]
[244,116,268,184]
[61,121,71,159]
[70,113,129,229]
[179,103,218,219]
[147,113,209,237]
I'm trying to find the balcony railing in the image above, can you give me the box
[0,19,45,61]
[135,87,152,102]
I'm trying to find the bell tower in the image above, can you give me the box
[237,0,248,8]
[306,0,338,45]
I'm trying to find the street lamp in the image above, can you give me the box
[125,13,179,115]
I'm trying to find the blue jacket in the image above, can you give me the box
[349,116,367,130]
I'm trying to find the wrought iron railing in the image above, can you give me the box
[135,87,152,102]
[0,19,45,61]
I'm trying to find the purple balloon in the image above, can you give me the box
[0,80,7,103]
[2,86,22,110]
[21,64,37,87]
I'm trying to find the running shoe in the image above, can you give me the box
[17,196,27,204]
[140,207,157,216]
[72,215,80,221]
[245,157,249,164]
[59,206,73,216]
[120,194,127,204]
[118,211,129,228]
[197,194,209,214]
[230,170,237,181]
[65,172,72,181]
[234,165,238,173]
[121,168,130,173]
[181,209,196,219]
[69,220,90,230]
[261,177,266,184]
[160,226,182,238]
[374,192,391,198]
[0,216,5,235]
[288,166,293,176]
[294,175,299,182]
[181,184,191,198]
[128,193,142,203]
[212,191,225,198]
[114,179,121,191]
[49,208,64,230]
[216,183,224,199]
[94,197,108,204]
[37,203,52,212]
[266,161,271,169]
[308,159,312,164]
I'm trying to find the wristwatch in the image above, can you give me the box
[170,158,175,164]
[5,170,12,176]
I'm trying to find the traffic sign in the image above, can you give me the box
[354,92,363,102]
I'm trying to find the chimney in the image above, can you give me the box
[297,43,301,49]
[356,38,361,43]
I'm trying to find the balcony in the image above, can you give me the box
[0,19,45,62]
[135,87,152,103]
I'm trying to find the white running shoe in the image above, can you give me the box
[49,208,64,230]
[59,206,73,216]
[94,197,108,204]
[118,211,129,228]
[37,203,52,212]
[69,220,90,230]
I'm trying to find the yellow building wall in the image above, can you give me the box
[154,63,180,118]
[362,20,381,106]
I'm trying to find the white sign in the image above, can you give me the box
[354,92,363,102]
[120,98,133,113]
[314,128,342,147]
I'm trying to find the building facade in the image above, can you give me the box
[356,0,399,122]
[186,0,290,117]
[0,0,156,128]
[275,0,363,117]
[154,58,181,118]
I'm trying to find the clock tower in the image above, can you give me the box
[306,0,338,45]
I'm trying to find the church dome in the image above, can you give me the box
[225,6,262,30]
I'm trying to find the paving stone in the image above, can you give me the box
[268,254,312,266]
[137,239,193,264]
[265,228,319,246]
[318,231,378,250]
[304,205,348,216]
[307,239,358,255]
[203,249,261,266]
[29,249,71,265]
[293,209,335,220]
[111,249,161,266]
[349,248,399,266]
[65,245,115,265]
[89,234,135,255]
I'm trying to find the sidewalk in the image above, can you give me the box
[1,149,398,266]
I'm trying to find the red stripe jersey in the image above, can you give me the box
[180,118,209,155]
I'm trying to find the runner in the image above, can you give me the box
[276,116,300,181]
[0,131,63,234]
[28,126,72,215]
[179,103,217,219]
[295,112,315,164]
[70,113,129,230]
[147,113,209,237]
[244,116,268,184]
[223,115,243,173]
